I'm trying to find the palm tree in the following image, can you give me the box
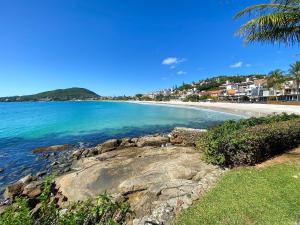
[289,61,300,100]
[235,0,300,46]
[267,69,286,101]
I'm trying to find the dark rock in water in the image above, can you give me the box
[136,135,169,147]
[0,168,4,173]
[36,171,47,177]
[19,174,34,185]
[99,139,120,153]
[32,144,70,153]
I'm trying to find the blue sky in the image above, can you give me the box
[0,0,299,96]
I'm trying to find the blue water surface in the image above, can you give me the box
[0,101,243,190]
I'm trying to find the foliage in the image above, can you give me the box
[198,113,300,166]
[155,94,170,101]
[0,198,33,225]
[58,193,130,225]
[289,61,300,101]
[0,88,100,102]
[235,0,300,46]
[183,94,210,102]
[175,163,300,225]
[0,177,130,225]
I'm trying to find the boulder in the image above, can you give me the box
[32,144,70,153]
[19,174,33,185]
[99,139,120,153]
[136,136,169,147]
[170,127,207,146]
[4,182,24,199]
[72,149,82,158]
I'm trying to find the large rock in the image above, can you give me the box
[56,145,223,224]
[98,139,120,153]
[4,174,34,199]
[33,144,70,153]
[136,136,170,147]
[4,182,24,199]
[170,127,207,146]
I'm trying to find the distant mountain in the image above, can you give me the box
[0,88,100,102]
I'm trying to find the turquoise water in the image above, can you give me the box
[0,101,243,190]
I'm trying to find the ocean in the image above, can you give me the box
[0,101,243,191]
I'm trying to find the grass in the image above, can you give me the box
[175,163,300,225]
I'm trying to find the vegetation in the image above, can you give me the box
[175,163,300,225]
[198,113,300,167]
[235,0,300,46]
[183,94,210,102]
[0,177,130,225]
[0,88,100,102]
[289,61,300,101]
[177,74,265,92]
[267,69,287,101]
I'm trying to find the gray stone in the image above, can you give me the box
[99,139,120,153]
[170,127,207,146]
[4,182,24,199]
[136,136,169,147]
[19,174,33,185]
[72,149,82,158]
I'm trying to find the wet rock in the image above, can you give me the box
[136,136,169,147]
[22,181,42,196]
[51,161,58,167]
[0,168,4,173]
[36,171,47,177]
[32,144,70,153]
[99,139,120,153]
[81,149,90,157]
[170,127,207,146]
[4,182,24,199]
[72,149,82,158]
[19,174,34,185]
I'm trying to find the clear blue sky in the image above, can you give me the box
[1,0,299,96]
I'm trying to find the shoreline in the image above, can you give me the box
[127,100,300,117]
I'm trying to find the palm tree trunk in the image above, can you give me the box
[296,80,300,101]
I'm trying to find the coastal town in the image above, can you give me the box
[135,71,300,104]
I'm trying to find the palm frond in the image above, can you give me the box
[235,4,298,19]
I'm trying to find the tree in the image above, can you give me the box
[267,69,286,101]
[235,0,300,46]
[289,61,300,101]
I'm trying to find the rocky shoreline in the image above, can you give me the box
[0,127,224,224]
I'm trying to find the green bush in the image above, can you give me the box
[198,113,300,167]
[0,177,130,225]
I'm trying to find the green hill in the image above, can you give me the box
[0,87,100,102]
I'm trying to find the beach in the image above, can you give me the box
[129,100,300,117]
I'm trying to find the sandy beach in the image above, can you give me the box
[128,100,300,117]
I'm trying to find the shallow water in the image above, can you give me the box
[0,101,243,190]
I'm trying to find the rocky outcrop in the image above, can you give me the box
[170,127,207,146]
[56,145,224,224]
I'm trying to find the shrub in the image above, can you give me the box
[198,113,300,167]
[0,178,130,225]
